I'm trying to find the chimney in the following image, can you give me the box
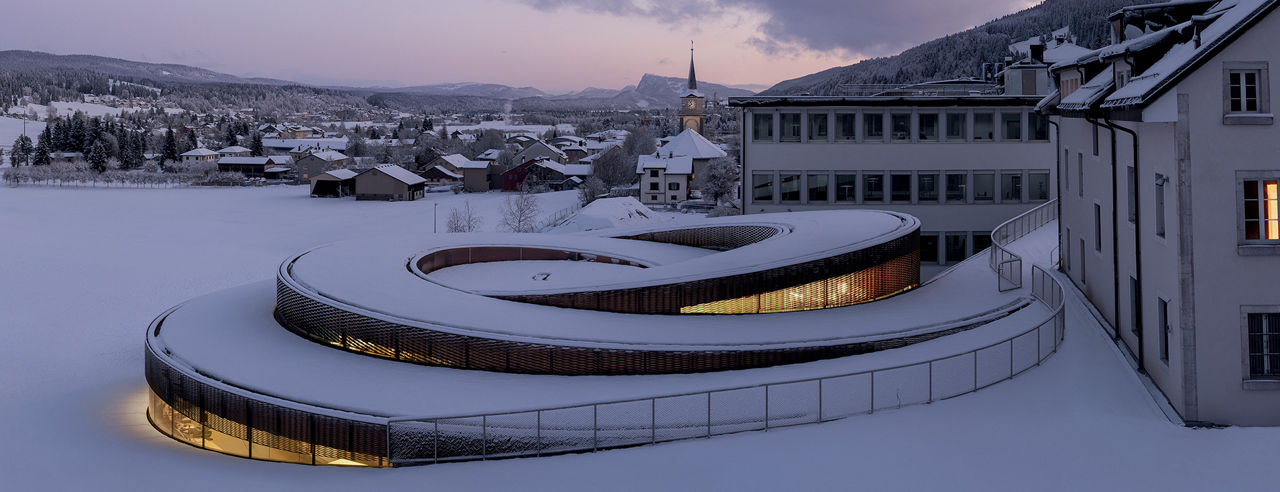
[982,63,993,81]
[1030,43,1045,63]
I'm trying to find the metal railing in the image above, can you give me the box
[989,199,1058,292]
[834,83,1003,97]
[534,201,582,232]
[385,265,1066,466]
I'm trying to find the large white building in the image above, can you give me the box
[1046,0,1280,425]
[730,79,1056,277]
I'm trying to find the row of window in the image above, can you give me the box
[919,231,992,265]
[648,181,682,191]
[750,170,1051,205]
[751,110,1051,143]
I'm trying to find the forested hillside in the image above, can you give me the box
[761,0,1151,95]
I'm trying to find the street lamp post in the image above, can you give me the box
[433,202,438,233]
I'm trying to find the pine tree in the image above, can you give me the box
[32,131,51,166]
[162,128,179,164]
[249,132,264,156]
[88,141,108,173]
[10,135,33,166]
[225,126,238,147]
[185,130,198,152]
[422,116,433,132]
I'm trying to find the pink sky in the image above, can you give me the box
[4,0,1039,92]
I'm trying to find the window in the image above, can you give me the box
[945,233,967,263]
[918,113,939,141]
[835,114,857,140]
[1064,228,1072,271]
[649,169,659,178]
[890,113,911,141]
[946,113,967,141]
[1248,312,1280,378]
[1063,149,1070,190]
[1243,178,1279,241]
[863,113,884,141]
[1077,153,1084,198]
[973,232,992,253]
[1091,124,1099,156]
[945,173,967,202]
[1001,173,1022,202]
[649,182,659,191]
[974,173,994,202]
[835,173,857,201]
[650,195,658,201]
[808,113,828,141]
[1159,298,1171,363]
[668,181,680,191]
[752,113,773,142]
[1127,167,1136,223]
[891,174,911,202]
[1156,175,1167,238]
[1094,203,1102,251]
[918,173,939,202]
[1229,70,1261,112]
[1080,238,1087,284]
[1029,172,1050,201]
[973,113,994,141]
[920,233,939,263]
[807,173,828,203]
[1029,112,1050,141]
[671,195,678,201]
[1224,63,1272,124]
[780,113,801,142]
[779,173,801,201]
[1001,112,1022,141]
[751,173,773,202]
[863,173,884,202]
[1130,277,1139,335]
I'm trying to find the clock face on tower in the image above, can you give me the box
[686,100,698,110]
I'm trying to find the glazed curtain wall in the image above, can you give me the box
[144,346,389,467]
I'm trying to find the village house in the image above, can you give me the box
[217,156,290,179]
[512,140,568,165]
[293,150,352,184]
[354,164,426,201]
[216,146,252,158]
[310,169,357,197]
[180,148,219,164]
[637,154,695,205]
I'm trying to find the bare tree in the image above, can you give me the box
[446,200,483,232]
[590,148,634,188]
[695,156,741,204]
[499,187,541,232]
[577,176,609,206]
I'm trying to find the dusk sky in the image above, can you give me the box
[6,0,1038,92]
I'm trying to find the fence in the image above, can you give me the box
[534,201,582,232]
[386,263,1065,466]
[989,199,1058,292]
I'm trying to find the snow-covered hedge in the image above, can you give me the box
[2,162,245,188]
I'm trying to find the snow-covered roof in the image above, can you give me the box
[426,165,463,179]
[564,164,592,177]
[360,164,426,185]
[658,129,726,160]
[461,160,491,169]
[636,154,694,175]
[437,154,470,168]
[476,148,503,160]
[217,146,251,154]
[264,137,348,151]
[532,159,566,175]
[1058,65,1114,111]
[264,167,291,173]
[181,148,218,157]
[308,150,349,162]
[318,169,358,180]
[218,156,272,165]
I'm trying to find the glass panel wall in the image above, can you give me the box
[779,173,801,201]
[752,173,774,202]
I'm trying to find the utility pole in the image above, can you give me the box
[433,202,438,233]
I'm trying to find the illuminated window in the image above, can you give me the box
[1243,178,1280,241]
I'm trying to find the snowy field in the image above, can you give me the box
[0,116,46,155]
[1,184,1279,490]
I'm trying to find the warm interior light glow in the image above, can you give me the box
[680,253,918,314]
[1266,180,1278,240]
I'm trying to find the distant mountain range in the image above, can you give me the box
[761,0,1152,95]
[0,50,754,112]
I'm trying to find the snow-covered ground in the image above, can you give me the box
[0,116,46,155]
[1,184,1278,490]
[441,120,575,135]
[6,101,183,121]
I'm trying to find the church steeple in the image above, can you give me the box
[687,41,697,91]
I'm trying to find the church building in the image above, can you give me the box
[679,43,705,135]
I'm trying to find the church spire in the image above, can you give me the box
[687,40,697,91]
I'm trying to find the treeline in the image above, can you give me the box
[763,0,1153,95]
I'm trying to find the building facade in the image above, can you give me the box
[1048,0,1280,425]
[730,95,1056,277]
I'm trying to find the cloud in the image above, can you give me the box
[511,0,1036,58]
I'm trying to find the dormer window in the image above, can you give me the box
[1223,62,1272,125]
